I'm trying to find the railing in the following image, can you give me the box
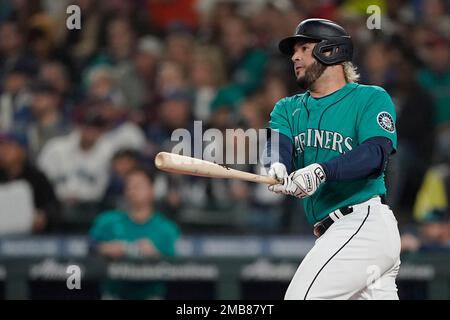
[0,236,448,299]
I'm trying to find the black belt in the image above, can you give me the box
[313,195,387,237]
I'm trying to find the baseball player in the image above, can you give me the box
[265,19,401,300]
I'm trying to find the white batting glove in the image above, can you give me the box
[268,162,288,182]
[268,162,292,195]
[289,163,326,198]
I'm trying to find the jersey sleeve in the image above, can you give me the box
[268,98,294,143]
[358,88,397,151]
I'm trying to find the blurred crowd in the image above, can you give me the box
[0,0,450,253]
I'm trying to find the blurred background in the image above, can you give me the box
[0,0,449,300]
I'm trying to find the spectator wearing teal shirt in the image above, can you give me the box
[417,35,450,157]
[90,166,180,299]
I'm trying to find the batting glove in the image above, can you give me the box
[289,163,326,198]
[268,162,288,182]
[267,162,301,196]
[268,162,287,194]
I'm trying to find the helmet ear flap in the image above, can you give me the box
[313,39,353,65]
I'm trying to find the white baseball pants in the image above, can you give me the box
[285,196,401,300]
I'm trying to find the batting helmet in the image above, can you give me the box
[279,18,353,65]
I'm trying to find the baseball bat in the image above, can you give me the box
[154,152,279,185]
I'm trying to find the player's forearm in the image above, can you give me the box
[320,137,393,181]
[263,130,293,173]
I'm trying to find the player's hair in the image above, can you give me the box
[342,61,360,83]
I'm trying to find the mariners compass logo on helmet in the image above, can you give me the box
[377,112,395,133]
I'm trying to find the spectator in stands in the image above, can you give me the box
[0,20,36,81]
[55,0,101,71]
[146,90,211,221]
[39,62,70,96]
[190,45,225,122]
[0,131,60,234]
[146,90,193,159]
[401,209,450,252]
[27,14,60,64]
[0,64,33,132]
[219,15,268,97]
[419,209,450,252]
[38,61,75,114]
[208,15,269,124]
[414,155,450,222]
[146,0,199,32]
[156,61,190,99]
[90,166,180,299]
[90,17,136,70]
[98,0,152,40]
[261,74,290,116]
[238,94,286,232]
[417,34,450,158]
[419,0,450,38]
[96,98,147,155]
[387,57,435,221]
[37,109,114,231]
[118,36,163,112]
[86,66,126,107]
[359,41,396,91]
[26,81,70,160]
[166,31,194,73]
[101,149,141,211]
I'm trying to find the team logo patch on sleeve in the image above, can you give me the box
[377,112,395,133]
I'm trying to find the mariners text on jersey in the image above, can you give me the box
[294,129,353,154]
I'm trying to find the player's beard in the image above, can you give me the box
[296,60,327,90]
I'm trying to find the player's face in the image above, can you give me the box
[291,42,327,89]
[291,43,315,76]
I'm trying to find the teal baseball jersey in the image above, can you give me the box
[91,210,180,256]
[90,210,180,299]
[269,82,397,225]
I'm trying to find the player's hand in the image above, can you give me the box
[268,162,288,182]
[269,175,307,197]
[267,162,289,194]
[268,162,308,197]
[289,163,326,198]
